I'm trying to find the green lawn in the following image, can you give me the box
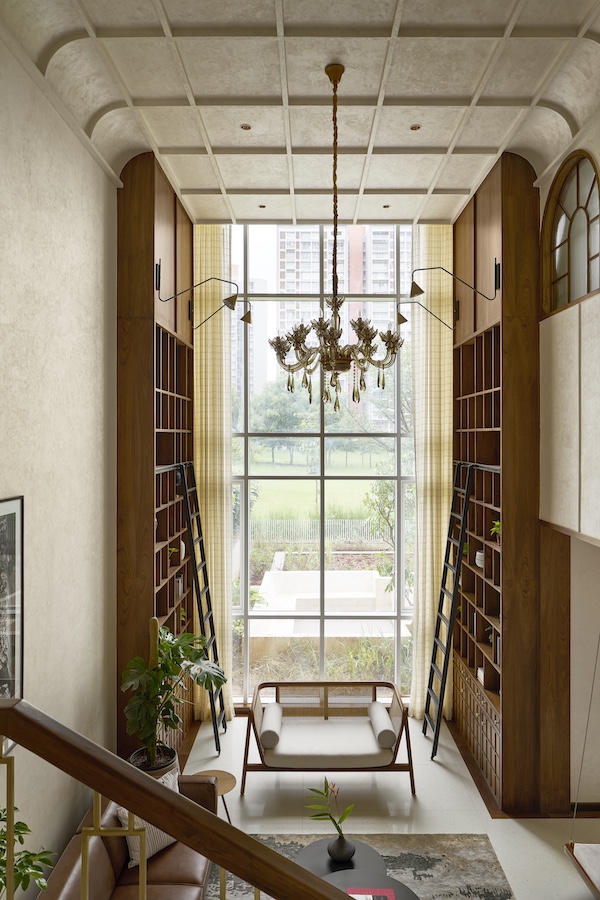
[250,475,388,519]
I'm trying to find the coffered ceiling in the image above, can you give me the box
[3,0,600,224]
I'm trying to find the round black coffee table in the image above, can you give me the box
[324,869,420,899]
[295,838,387,878]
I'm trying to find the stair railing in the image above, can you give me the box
[0,698,347,900]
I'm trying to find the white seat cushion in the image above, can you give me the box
[263,718,393,768]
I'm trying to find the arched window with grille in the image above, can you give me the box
[543,152,600,315]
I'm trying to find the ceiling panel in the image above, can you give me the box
[92,108,151,174]
[229,195,294,221]
[364,154,443,190]
[435,154,496,189]
[481,38,569,98]
[419,194,468,220]
[184,194,232,221]
[0,0,83,67]
[507,107,575,174]
[178,37,282,98]
[542,40,600,131]
[293,154,365,190]
[201,107,287,149]
[163,0,276,30]
[357,194,425,220]
[282,0,397,31]
[139,107,202,147]
[290,106,374,148]
[386,38,497,97]
[376,106,466,148]
[401,0,511,30]
[294,193,357,221]
[215,155,290,190]
[161,155,221,189]
[516,0,599,29]
[85,0,161,30]
[103,38,184,100]
[285,38,389,98]
[455,106,524,148]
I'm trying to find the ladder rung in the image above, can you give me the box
[444,561,456,574]
[434,636,446,653]
[441,587,453,600]
[427,686,440,706]
[431,661,443,681]
[449,536,459,546]
[438,612,450,628]
[424,710,436,732]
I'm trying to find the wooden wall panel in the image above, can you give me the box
[454,198,475,346]
[154,163,176,333]
[475,162,502,332]
[117,155,154,320]
[176,199,193,346]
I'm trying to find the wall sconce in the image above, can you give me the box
[240,301,252,325]
[410,260,501,303]
[154,259,247,328]
[396,302,452,330]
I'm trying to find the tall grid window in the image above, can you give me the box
[231,224,414,703]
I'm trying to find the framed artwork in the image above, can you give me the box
[0,497,23,715]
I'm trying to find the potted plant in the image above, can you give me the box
[0,807,54,896]
[306,777,355,862]
[121,617,226,773]
[490,520,501,544]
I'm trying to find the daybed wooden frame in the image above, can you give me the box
[241,680,415,795]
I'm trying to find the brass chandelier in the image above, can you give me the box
[269,64,403,411]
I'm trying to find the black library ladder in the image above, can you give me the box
[423,462,474,759]
[177,461,227,754]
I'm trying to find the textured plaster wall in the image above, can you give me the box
[0,38,116,853]
[537,138,600,800]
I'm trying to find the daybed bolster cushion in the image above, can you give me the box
[260,701,283,748]
[368,700,397,749]
[262,718,394,768]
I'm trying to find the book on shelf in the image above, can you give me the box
[476,666,484,684]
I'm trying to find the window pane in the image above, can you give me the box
[250,478,320,613]
[232,437,244,475]
[553,275,568,309]
[249,437,320,474]
[553,208,569,246]
[232,483,242,610]
[324,478,395,615]
[401,436,415,477]
[589,183,599,219]
[590,256,599,293]
[248,226,277,292]
[324,619,395,681]
[561,167,578,217]
[570,207,588,301]
[324,436,395,475]
[232,316,245,433]
[402,481,416,612]
[248,619,319,691]
[554,241,568,279]
[590,218,599,258]
[231,224,244,292]
[579,159,595,207]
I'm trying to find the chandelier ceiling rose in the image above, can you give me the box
[268,63,403,411]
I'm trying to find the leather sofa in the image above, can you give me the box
[38,774,217,900]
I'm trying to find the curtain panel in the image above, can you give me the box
[409,224,454,720]
[192,225,234,721]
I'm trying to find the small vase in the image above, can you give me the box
[327,835,355,863]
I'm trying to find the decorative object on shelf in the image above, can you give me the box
[154,261,250,329]
[306,776,355,862]
[0,496,23,753]
[410,260,502,302]
[121,617,226,772]
[490,520,501,544]
[0,807,54,896]
[269,64,403,411]
[474,549,484,568]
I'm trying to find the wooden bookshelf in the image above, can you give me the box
[450,153,570,814]
[117,153,194,758]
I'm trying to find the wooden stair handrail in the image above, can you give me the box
[0,699,347,900]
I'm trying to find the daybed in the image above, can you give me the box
[241,681,415,795]
[38,773,217,900]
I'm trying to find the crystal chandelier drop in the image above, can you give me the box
[268,64,403,411]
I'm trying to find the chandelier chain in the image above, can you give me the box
[332,78,339,298]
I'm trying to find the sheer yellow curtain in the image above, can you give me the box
[409,224,454,720]
[192,225,234,721]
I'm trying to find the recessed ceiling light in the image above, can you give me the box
[383,204,390,208]
[240,123,252,130]
[259,204,266,208]
[410,124,421,131]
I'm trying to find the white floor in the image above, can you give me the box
[183,715,599,900]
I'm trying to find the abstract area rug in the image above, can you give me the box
[208,833,514,899]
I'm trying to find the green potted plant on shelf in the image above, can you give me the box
[490,520,501,544]
[121,617,226,773]
[0,808,54,896]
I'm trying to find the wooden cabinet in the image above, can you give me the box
[117,153,195,758]
[451,153,569,814]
